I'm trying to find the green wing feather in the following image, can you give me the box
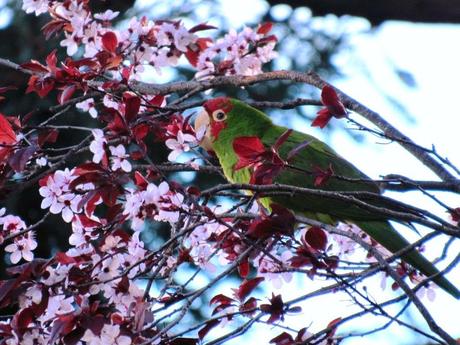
[211,99,459,298]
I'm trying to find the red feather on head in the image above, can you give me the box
[203,97,233,140]
[203,97,233,115]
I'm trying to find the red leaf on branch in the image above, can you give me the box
[189,23,218,33]
[20,60,48,73]
[123,92,141,123]
[238,260,250,278]
[312,85,347,129]
[233,134,288,184]
[233,277,264,301]
[102,31,118,52]
[0,113,17,145]
[57,84,77,105]
[260,294,285,324]
[321,85,347,118]
[313,164,334,187]
[12,307,34,335]
[326,317,342,337]
[239,296,258,315]
[304,226,328,251]
[232,136,266,170]
[257,22,273,35]
[269,332,294,345]
[273,129,292,150]
[247,204,295,238]
[38,129,59,146]
[198,320,219,340]
[209,294,235,307]
[311,108,332,129]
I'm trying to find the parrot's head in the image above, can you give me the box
[194,97,271,151]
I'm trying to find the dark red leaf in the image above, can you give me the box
[209,294,235,306]
[198,319,220,340]
[133,123,150,140]
[134,171,149,189]
[273,129,292,150]
[326,317,342,337]
[99,186,120,207]
[233,136,266,171]
[20,61,48,73]
[257,22,273,35]
[233,136,265,158]
[49,314,77,345]
[313,164,334,187]
[45,50,58,73]
[311,109,332,129]
[76,214,101,228]
[38,128,59,146]
[304,226,328,251]
[102,31,118,52]
[58,85,77,105]
[234,277,264,301]
[8,145,37,172]
[269,332,294,345]
[449,207,460,223]
[12,307,34,334]
[185,47,200,67]
[238,260,250,278]
[54,252,77,265]
[189,23,218,33]
[260,294,285,324]
[123,92,141,123]
[321,85,347,118]
[247,204,295,238]
[0,113,16,145]
[239,297,258,314]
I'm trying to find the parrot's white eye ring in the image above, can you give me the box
[212,109,227,122]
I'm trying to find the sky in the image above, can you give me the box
[133,1,460,344]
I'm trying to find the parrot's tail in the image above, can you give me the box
[354,220,459,299]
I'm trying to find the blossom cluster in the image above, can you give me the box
[0,208,37,264]
[22,0,277,81]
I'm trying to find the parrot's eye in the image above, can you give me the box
[212,109,227,122]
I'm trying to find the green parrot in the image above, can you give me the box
[194,97,460,299]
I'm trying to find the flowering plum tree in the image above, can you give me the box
[0,1,459,345]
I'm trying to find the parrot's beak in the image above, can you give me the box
[194,110,213,152]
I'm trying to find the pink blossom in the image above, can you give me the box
[76,97,98,118]
[94,9,120,21]
[39,295,74,322]
[109,144,132,172]
[89,129,107,163]
[82,324,131,345]
[60,32,79,56]
[69,216,100,247]
[0,215,26,235]
[165,130,197,161]
[5,233,38,264]
[19,285,42,308]
[22,0,49,16]
[254,250,293,289]
[35,156,48,166]
[51,193,83,223]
